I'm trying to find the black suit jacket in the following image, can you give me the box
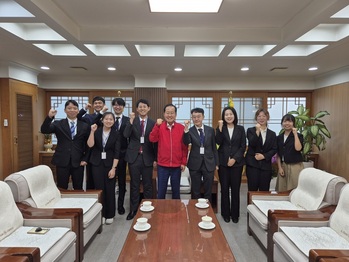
[245,127,277,170]
[123,117,157,166]
[183,125,218,172]
[88,127,121,167]
[77,109,103,126]
[215,125,246,167]
[41,117,90,168]
[116,115,129,158]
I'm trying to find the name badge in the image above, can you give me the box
[140,137,144,144]
[101,152,106,159]
[200,147,205,155]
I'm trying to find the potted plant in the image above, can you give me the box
[287,104,331,162]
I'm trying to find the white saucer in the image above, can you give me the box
[133,223,151,232]
[198,222,215,230]
[140,206,155,212]
[195,203,209,209]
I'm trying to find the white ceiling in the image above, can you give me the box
[1,0,349,80]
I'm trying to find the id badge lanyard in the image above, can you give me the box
[101,132,110,159]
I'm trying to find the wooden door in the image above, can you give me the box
[14,94,34,170]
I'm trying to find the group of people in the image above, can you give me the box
[41,97,304,226]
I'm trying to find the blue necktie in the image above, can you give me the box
[70,121,76,139]
[198,128,204,146]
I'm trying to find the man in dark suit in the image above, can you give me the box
[77,96,107,126]
[77,96,108,189]
[112,97,129,215]
[124,99,157,220]
[183,107,218,203]
[41,100,90,190]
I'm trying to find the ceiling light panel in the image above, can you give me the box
[149,0,223,13]
[296,24,349,42]
[85,44,130,56]
[184,45,225,57]
[135,45,174,57]
[0,0,34,17]
[331,5,349,18]
[0,23,66,41]
[273,45,327,56]
[34,44,86,56]
[228,45,276,57]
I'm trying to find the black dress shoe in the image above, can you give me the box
[232,218,239,223]
[126,211,137,220]
[118,207,125,215]
[223,217,230,223]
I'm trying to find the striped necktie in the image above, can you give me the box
[70,121,76,139]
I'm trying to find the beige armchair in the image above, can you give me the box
[5,165,103,261]
[0,181,76,262]
[273,183,349,262]
[247,168,347,261]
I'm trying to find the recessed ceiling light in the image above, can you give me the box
[40,66,50,70]
[108,67,116,71]
[308,67,318,71]
[174,67,182,72]
[149,0,223,13]
[241,67,249,71]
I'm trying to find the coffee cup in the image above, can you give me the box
[136,217,148,229]
[142,201,152,210]
[201,215,212,227]
[197,198,208,207]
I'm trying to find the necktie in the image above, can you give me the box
[115,117,120,130]
[70,121,76,139]
[139,120,145,153]
[140,120,145,136]
[198,128,204,145]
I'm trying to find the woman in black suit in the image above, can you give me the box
[216,107,246,223]
[245,109,277,191]
[87,112,121,225]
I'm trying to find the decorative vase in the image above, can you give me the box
[44,134,53,152]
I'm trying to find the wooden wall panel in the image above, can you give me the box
[133,88,168,120]
[0,78,11,180]
[313,84,349,180]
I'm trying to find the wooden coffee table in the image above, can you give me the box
[117,199,235,261]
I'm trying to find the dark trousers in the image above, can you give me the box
[218,165,243,220]
[91,164,116,219]
[189,162,214,203]
[157,165,181,199]
[56,164,84,190]
[85,165,95,189]
[116,157,127,209]
[128,154,153,212]
[246,165,272,191]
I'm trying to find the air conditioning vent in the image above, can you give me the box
[270,67,288,72]
[70,66,87,71]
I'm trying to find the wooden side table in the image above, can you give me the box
[38,151,56,182]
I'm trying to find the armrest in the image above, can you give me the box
[247,190,291,205]
[23,218,72,228]
[0,247,40,262]
[59,189,102,204]
[16,203,83,262]
[266,207,334,262]
[309,249,349,262]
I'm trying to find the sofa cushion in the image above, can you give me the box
[0,226,70,256]
[280,226,349,257]
[330,184,349,242]
[0,182,23,241]
[6,165,61,208]
[290,168,338,210]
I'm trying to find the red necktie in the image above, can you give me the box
[139,120,145,153]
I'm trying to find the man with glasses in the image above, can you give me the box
[112,97,129,215]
